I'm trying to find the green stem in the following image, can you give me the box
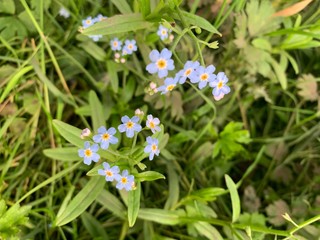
[289,214,320,235]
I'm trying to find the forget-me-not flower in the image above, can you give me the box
[89,35,103,42]
[98,162,120,182]
[209,72,230,97]
[146,115,161,134]
[177,61,200,84]
[118,115,142,138]
[93,126,118,150]
[78,141,100,165]
[95,14,107,22]
[144,136,160,161]
[157,76,179,94]
[82,16,96,28]
[115,170,135,191]
[110,38,122,51]
[157,25,171,40]
[123,39,137,55]
[146,48,175,78]
[59,7,70,18]
[190,65,216,89]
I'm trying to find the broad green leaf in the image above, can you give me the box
[82,13,152,36]
[96,189,126,219]
[128,182,141,227]
[52,120,84,148]
[173,11,221,36]
[106,60,119,93]
[89,91,105,131]
[0,0,15,14]
[194,222,223,240]
[139,0,150,17]
[0,17,27,40]
[55,176,105,226]
[86,164,102,176]
[78,42,106,62]
[225,175,240,223]
[43,147,80,161]
[81,211,109,239]
[138,208,182,225]
[111,0,132,13]
[135,171,165,182]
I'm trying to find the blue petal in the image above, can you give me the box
[221,85,230,94]
[98,169,105,175]
[103,162,110,169]
[97,126,106,133]
[92,153,100,162]
[144,145,152,153]
[146,63,158,74]
[118,124,126,133]
[212,87,221,97]
[83,157,91,165]
[149,152,155,160]
[78,149,85,157]
[206,65,216,73]
[133,123,142,132]
[166,59,175,70]
[108,127,116,135]
[109,136,118,144]
[100,141,109,150]
[149,50,160,62]
[121,115,130,123]
[93,134,101,143]
[131,116,140,123]
[160,48,172,59]
[126,129,134,138]
[111,166,120,173]
[84,141,90,149]
[91,144,99,152]
[158,69,168,78]
[122,170,129,176]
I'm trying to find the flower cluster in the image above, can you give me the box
[145,48,231,101]
[77,113,162,191]
[157,25,174,42]
[110,38,138,63]
[81,14,107,42]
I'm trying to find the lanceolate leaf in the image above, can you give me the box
[128,182,141,227]
[82,13,152,36]
[52,120,84,148]
[225,175,241,223]
[135,171,165,182]
[43,147,80,161]
[55,177,105,226]
[89,91,105,131]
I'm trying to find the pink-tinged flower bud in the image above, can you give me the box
[120,58,126,63]
[135,108,144,116]
[169,34,174,41]
[80,128,91,139]
[114,53,120,59]
[150,82,157,89]
[214,93,225,101]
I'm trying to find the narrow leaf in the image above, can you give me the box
[81,211,109,239]
[55,176,105,226]
[111,0,132,14]
[96,189,126,219]
[138,208,182,225]
[43,147,80,161]
[106,60,119,93]
[135,171,165,182]
[89,91,105,131]
[225,174,241,223]
[128,182,141,227]
[52,120,84,148]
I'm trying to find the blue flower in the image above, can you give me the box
[118,115,142,138]
[115,170,135,191]
[209,72,230,97]
[146,48,175,78]
[146,115,161,134]
[93,126,118,150]
[95,14,107,22]
[123,39,137,55]
[144,136,160,160]
[110,38,122,51]
[157,25,171,40]
[190,65,216,89]
[157,76,179,94]
[82,16,96,28]
[98,162,120,182]
[89,35,103,42]
[177,61,200,84]
[78,141,100,165]
[59,7,70,18]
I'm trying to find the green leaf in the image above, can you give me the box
[78,41,106,62]
[89,91,105,131]
[164,166,179,210]
[252,38,272,51]
[81,211,108,239]
[225,175,240,223]
[0,17,27,40]
[138,208,182,225]
[96,190,126,219]
[190,188,226,201]
[267,57,287,90]
[173,11,221,36]
[135,171,165,182]
[82,13,152,36]
[139,0,150,17]
[106,60,119,93]
[111,0,132,14]
[0,0,15,14]
[55,176,105,226]
[128,182,141,227]
[43,147,80,161]
[52,120,84,148]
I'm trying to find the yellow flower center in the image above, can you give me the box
[156,59,167,69]
[200,73,208,81]
[126,121,134,129]
[151,144,157,151]
[149,121,155,129]
[185,68,192,76]
[217,81,223,88]
[86,19,91,25]
[121,177,127,184]
[161,30,167,35]
[113,41,118,47]
[166,84,175,91]
[85,149,92,157]
[105,170,113,177]
[128,44,133,49]
[102,133,110,140]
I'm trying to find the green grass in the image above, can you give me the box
[0,0,320,239]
